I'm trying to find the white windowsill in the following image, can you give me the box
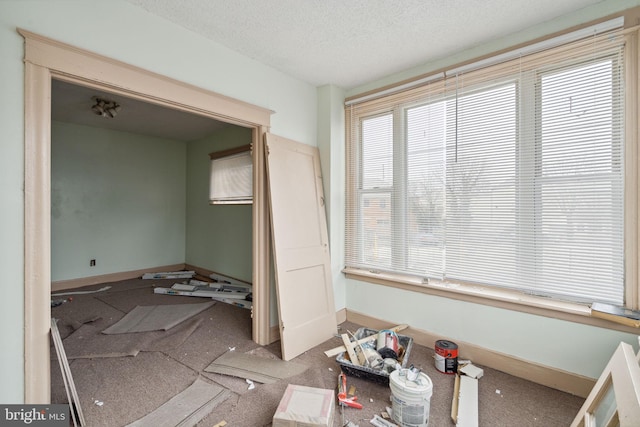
[342,267,639,334]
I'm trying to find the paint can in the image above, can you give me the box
[389,368,432,427]
[434,340,458,374]
[376,329,399,359]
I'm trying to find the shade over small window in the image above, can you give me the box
[209,145,252,204]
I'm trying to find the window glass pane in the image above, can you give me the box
[407,101,446,277]
[362,114,393,189]
[541,60,616,176]
[539,59,624,304]
[445,83,517,286]
[361,193,392,268]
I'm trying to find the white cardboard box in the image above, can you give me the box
[272,384,335,427]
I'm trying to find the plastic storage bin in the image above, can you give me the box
[336,327,413,385]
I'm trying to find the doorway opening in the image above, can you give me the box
[22,29,273,403]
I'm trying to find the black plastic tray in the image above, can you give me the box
[336,327,413,385]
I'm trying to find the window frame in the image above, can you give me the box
[344,21,640,333]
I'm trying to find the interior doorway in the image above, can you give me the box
[21,29,273,403]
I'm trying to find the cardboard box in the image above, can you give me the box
[272,384,335,427]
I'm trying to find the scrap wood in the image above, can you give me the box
[52,286,111,296]
[451,373,461,423]
[460,362,484,379]
[51,318,85,427]
[325,324,408,357]
[341,334,361,366]
[370,414,398,427]
[456,375,479,427]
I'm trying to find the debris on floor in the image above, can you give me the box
[52,285,111,296]
[153,274,253,309]
[338,372,363,409]
[51,318,86,427]
[451,358,482,427]
[51,297,72,307]
[369,414,398,427]
[142,270,195,279]
[335,327,413,385]
[272,384,335,427]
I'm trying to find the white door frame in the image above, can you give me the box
[21,29,273,403]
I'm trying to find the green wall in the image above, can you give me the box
[51,121,187,281]
[185,125,253,283]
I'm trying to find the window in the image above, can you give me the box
[346,21,632,308]
[209,144,252,204]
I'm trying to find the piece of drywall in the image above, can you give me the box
[51,121,187,282]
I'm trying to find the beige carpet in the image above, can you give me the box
[50,278,585,426]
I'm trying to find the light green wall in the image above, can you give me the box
[332,0,640,382]
[317,85,347,311]
[185,126,253,283]
[51,121,186,282]
[0,0,317,403]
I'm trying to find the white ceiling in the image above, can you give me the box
[125,0,603,89]
[53,0,606,140]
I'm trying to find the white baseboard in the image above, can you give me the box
[51,263,186,292]
[345,309,596,398]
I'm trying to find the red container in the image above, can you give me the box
[434,340,458,374]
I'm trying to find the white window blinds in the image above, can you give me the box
[346,22,627,305]
[209,146,253,204]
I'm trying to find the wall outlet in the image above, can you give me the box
[90,259,96,267]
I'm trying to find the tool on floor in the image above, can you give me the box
[338,372,363,409]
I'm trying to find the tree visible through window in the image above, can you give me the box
[346,33,626,306]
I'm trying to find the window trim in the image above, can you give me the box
[344,16,640,330]
[343,267,640,334]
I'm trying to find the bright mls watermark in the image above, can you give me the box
[0,405,67,426]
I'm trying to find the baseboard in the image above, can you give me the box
[51,263,186,292]
[345,309,596,398]
[270,324,280,343]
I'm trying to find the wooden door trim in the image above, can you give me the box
[21,29,273,402]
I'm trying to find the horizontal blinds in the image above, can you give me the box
[209,150,253,204]
[346,25,628,305]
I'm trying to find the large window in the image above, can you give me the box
[346,22,631,307]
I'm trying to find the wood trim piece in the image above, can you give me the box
[628,28,640,310]
[209,144,251,160]
[253,126,273,345]
[344,268,640,335]
[571,342,640,426]
[24,61,51,404]
[345,309,597,398]
[18,29,272,128]
[52,264,187,292]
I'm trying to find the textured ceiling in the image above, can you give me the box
[125,0,603,89]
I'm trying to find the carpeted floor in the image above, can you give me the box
[50,278,585,426]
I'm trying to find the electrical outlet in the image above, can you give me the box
[90,259,96,267]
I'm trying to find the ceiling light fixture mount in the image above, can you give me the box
[91,96,121,118]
